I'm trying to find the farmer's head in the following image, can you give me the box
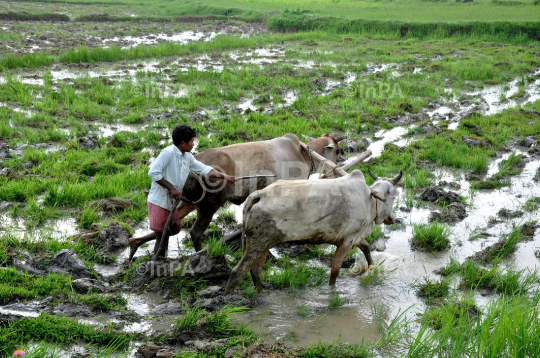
[172,124,196,153]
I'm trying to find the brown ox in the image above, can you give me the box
[179,133,346,251]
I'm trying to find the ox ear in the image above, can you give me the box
[335,135,347,142]
[371,189,387,202]
[388,187,399,197]
[325,138,335,149]
[302,134,316,143]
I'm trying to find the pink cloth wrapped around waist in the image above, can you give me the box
[147,202,181,232]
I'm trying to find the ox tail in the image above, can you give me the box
[226,194,261,295]
[241,195,260,252]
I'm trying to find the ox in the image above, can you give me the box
[178,133,346,252]
[225,169,402,295]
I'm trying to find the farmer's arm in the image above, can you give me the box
[156,179,182,201]
[189,156,236,183]
[207,169,236,183]
[148,149,182,201]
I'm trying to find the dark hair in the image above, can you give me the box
[172,124,196,146]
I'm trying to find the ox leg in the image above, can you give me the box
[190,206,219,252]
[329,242,353,286]
[177,201,196,223]
[355,238,373,267]
[226,251,263,295]
[250,250,268,292]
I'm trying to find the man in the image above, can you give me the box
[129,124,235,260]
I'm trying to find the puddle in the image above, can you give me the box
[237,97,258,113]
[102,31,220,49]
[0,215,78,240]
[94,122,146,138]
[124,292,167,316]
[367,127,410,158]
[464,69,540,116]
[0,102,34,117]
[362,63,400,77]
[83,293,179,337]
[427,70,540,130]
[0,303,41,318]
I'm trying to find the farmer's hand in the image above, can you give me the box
[170,188,182,201]
[224,174,236,184]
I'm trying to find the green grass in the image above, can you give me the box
[438,257,462,276]
[523,196,540,211]
[205,233,237,258]
[263,261,327,290]
[298,303,312,317]
[174,304,254,340]
[0,313,129,356]
[300,341,370,358]
[364,225,384,244]
[458,259,539,294]
[491,152,524,179]
[0,268,72,304]
[328,292,347,309]
[475,226,524,264]
[470,179,510,189]
[6,0,540,23]
[421,295,480,330]
[360,258,396,286]
[414,278,450,303]
[73,293,127,312]
[411,221,452,252]
[269,9,540,39]
[414,293,540,357]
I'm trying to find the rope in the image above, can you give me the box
[320,165,340,179]
[306,146,316,174]
[190,173,207,204]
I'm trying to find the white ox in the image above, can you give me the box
[225,169,402,295]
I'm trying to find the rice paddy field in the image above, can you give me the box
[1,0,540,357]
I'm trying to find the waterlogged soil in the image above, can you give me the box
[1,19,540,355]
[0,20,266,55]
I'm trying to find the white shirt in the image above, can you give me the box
[148,145,213,210]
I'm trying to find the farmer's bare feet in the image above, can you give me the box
[128,238,139,261]
[128,232,157,261]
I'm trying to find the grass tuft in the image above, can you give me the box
[411,221,452,252]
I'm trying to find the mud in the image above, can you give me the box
[1,17,540,353]
[0,20,266,56]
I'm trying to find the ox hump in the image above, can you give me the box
[349,170,366,182]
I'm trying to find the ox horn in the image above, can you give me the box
[392,170,403,184]
[368,168,379,181]
[371,189,387,202]
[302,134,316,143]
[334,135,347,142]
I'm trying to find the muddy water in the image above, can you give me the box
[237,152,540,347]
[102,31,221,49]
[0,215,78,240]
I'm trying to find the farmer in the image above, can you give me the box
[128,124,236,260]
